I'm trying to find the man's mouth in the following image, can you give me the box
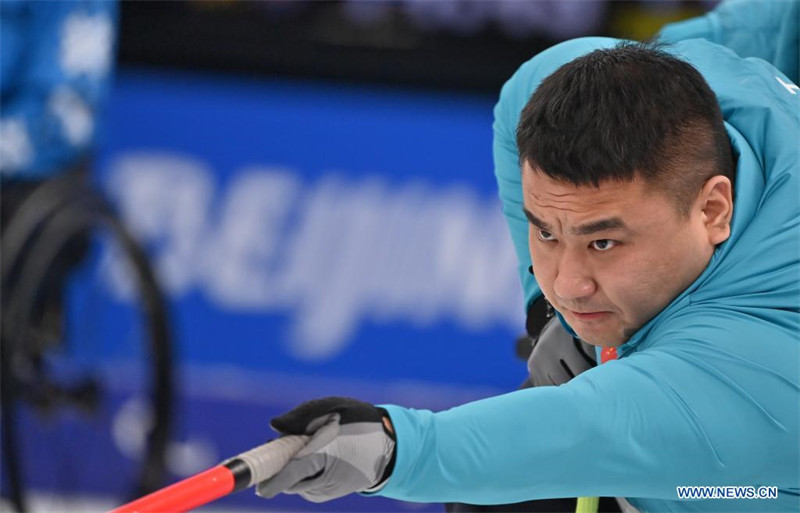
[567,310,612,321]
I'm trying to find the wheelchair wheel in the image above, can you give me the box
[1,174,174,512]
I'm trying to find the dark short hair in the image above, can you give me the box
[516,41,735,216]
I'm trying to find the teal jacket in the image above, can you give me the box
[373,8,800,513]
[658,0,798,85]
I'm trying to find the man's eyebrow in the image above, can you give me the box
[523,207,628,236]
[523,208,554,231]
[572,217,628,236]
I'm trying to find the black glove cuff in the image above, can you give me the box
[271,396,385,434]
[376,407,397,485]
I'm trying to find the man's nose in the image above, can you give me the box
[552,252,596,302]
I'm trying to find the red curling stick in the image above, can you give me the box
[110,435,309,513]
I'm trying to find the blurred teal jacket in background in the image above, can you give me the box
[0,0,118,179]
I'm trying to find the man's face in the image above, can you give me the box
[522,164,719,347]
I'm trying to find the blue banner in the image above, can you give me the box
[24,69,528,512]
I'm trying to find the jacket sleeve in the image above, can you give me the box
[658,0,799,84]
[374,316,800,504]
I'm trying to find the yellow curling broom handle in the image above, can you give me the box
[576,496,599,513]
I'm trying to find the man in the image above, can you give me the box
[0,0,119,345]
[1,2,121,510]
[254,4,800,512]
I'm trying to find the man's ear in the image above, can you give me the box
[699,175,733,245]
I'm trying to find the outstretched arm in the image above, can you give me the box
[376,323,799,506]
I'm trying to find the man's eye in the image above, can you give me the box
[537,229,556,241]
[591,239,616,251]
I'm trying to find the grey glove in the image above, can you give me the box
[256,397,396,503]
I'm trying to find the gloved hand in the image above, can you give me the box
[256,397,397,503]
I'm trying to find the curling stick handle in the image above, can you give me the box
[109,435,309,513]
[225,434,310,486]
